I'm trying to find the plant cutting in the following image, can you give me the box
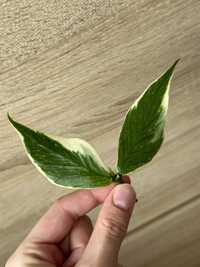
[8,60,179,188]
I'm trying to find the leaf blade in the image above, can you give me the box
[8,114,114,188]
[117,60,179,174]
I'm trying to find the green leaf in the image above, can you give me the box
[8,114,115,188]
[117,60,179,174]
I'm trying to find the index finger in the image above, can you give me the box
[26,183,116,244]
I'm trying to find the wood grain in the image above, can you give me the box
[0,0,200,266]
[120,197,200,267]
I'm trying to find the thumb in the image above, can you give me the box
[79,183,136,266]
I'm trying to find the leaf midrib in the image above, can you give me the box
[27,135,112,179]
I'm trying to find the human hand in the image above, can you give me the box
[6,178,136,267]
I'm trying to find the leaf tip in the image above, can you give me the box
[172,58,181,69]
[167,58,180,76]
[7,113,26,137]
[160,58,180,87]
[7,112,18,129]
[7,112,14,124]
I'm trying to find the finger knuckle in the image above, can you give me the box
[101,216,127,240]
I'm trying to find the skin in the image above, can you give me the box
[6,176,136,267]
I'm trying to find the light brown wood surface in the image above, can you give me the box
[0,1,200,266]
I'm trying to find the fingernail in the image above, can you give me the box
[113,184,135,211]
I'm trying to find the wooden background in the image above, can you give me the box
[0,0,200,266]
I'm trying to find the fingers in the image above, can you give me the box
[60,215,93,254]
[63,247,84,267]
[61,215,93,267]
[78,184,136,266]
[26,183,115,243]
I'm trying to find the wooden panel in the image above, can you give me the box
[120,197,200,267]
[0,0,200,266]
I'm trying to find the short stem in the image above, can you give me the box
[112,172,124,183]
